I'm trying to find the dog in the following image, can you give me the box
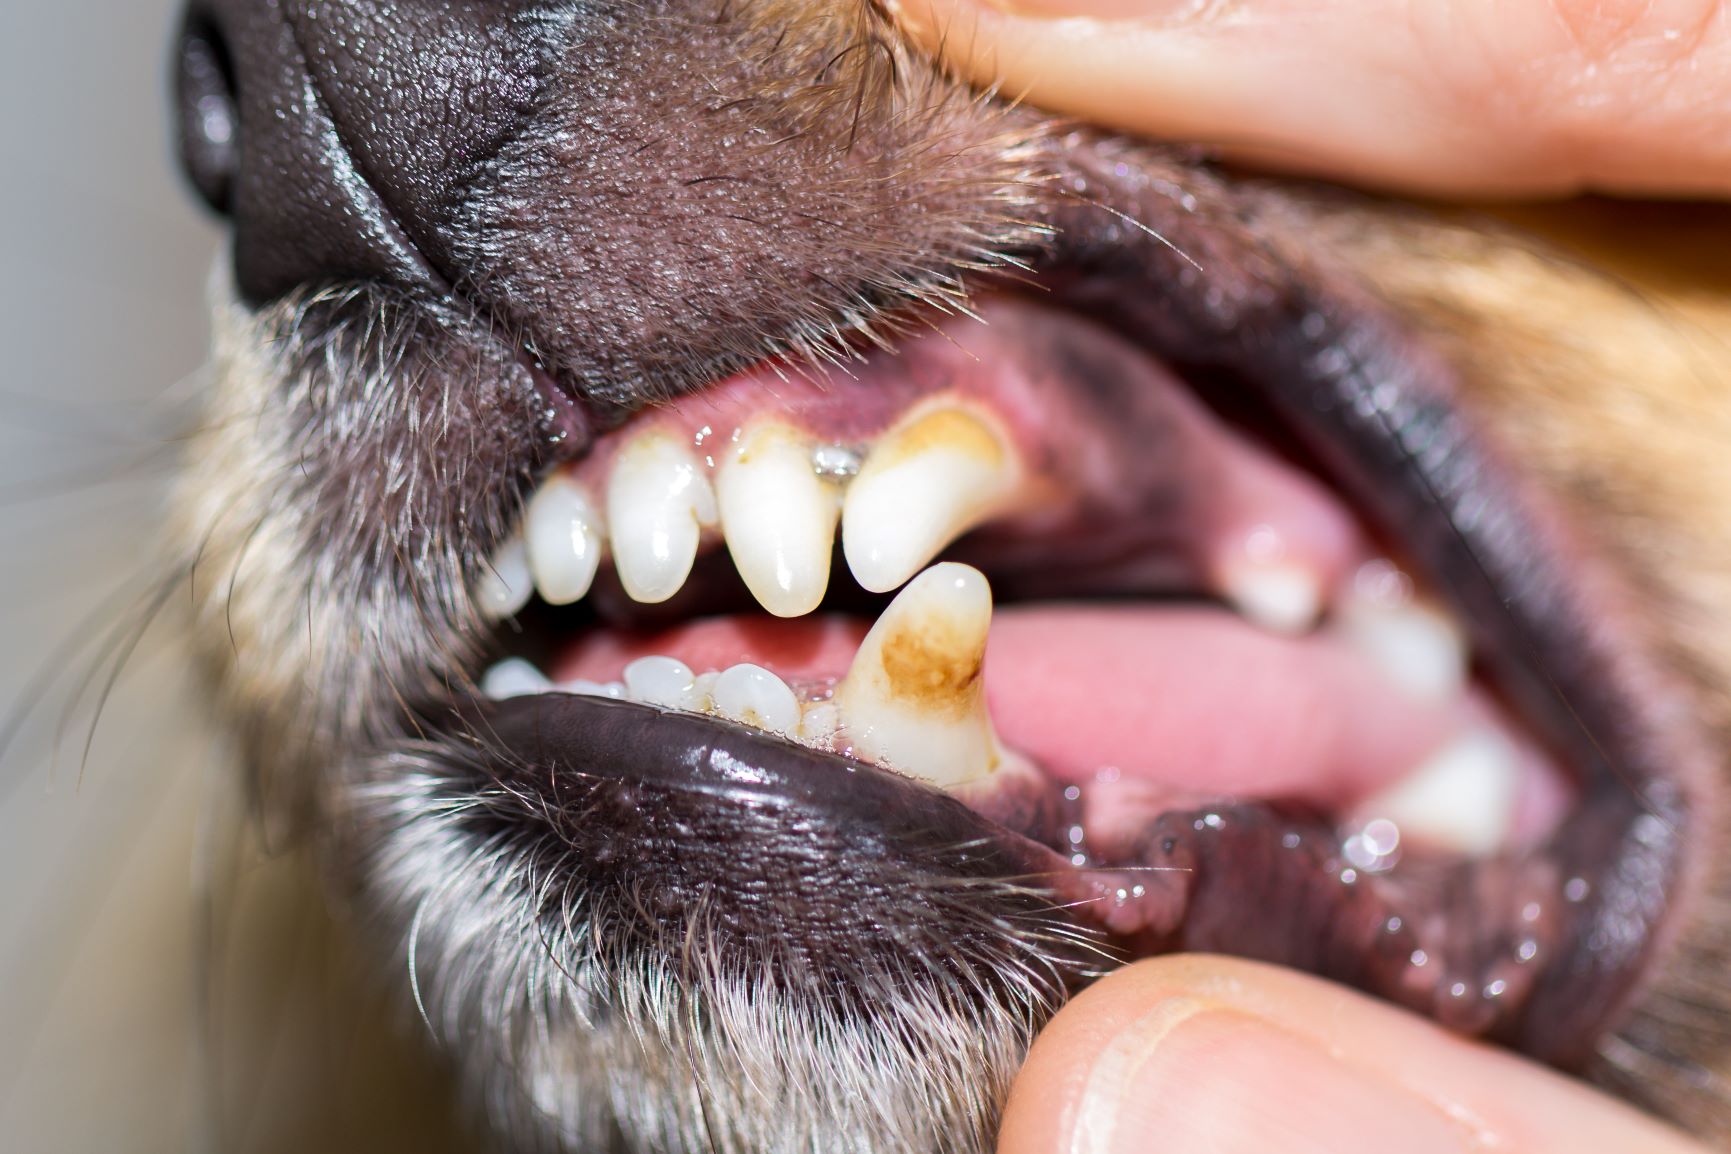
[152,0,1731,1149]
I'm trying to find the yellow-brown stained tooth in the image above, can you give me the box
[832,562,1012,790]
[841,405,1019,594]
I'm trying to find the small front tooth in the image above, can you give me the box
[717,421,840,617]
[526,472,605,605]
[607,431,717,604]
[711,663,801,735]
[1359,729,1520,857]
[842,405,1019,594]
[481,657,551,700]
[557,678,626,699]
[1220,559,1323,635]
[833,562,1008,789]
[623,655,700,710]
[799,700,839,747]
[1340,595,1468,703]
[477,534,534,619]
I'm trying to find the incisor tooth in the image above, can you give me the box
[842,405,1019,594]
[711,663,801,735]
[481,657,550,700]
[526,473,605,605]
[717,421,840,617]
[1359,729,1520,857]
[1220,559,1323,635]
[833,562,1011,789]
[623,655,700,710]
[607,431,717,604]
[478,534,533,619]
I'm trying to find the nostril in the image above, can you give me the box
[174,9,238,215]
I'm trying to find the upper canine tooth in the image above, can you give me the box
[477,533,534,619]
[606,431,718,604]
[833,562,1010,790]
[841,405,1019,594]
[526,472,605,605]
[716,421,840,617]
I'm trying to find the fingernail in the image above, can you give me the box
[1072,1001,1470,1154]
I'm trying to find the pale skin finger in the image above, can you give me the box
[999,955,1710,1154]
[887,0,1731,199]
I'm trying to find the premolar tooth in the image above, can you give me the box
[717,421,840,617]
[1340,593,1468,703]
[623,655,700,710]
[711,663,801,735]
[481,657,550,700]
[833,562,1010,789]
[607,431,717,604]
[477,533,533,619]
[525,472,605,605]
[842,406,1019,594]
[1359,729,1520,857]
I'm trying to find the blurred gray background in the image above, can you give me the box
[0,0,222,1145]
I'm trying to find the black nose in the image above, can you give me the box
[168,0,551,303]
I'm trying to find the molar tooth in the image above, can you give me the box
[1359,729,1520,858]
[842,406,1019,594]
[1339,591,1469,703]
[525,472,605,605]
[481,657,551,700]
[716,421,840,617]
[832,562,1010,789]
[711,663,801,735]
[623,655,700,710]
[607,431,717,604]
[478,533,534,619]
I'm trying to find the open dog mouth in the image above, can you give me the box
[417,233,1692,1071]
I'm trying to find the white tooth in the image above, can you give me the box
[477,534,534,619]
[798,700,839,747]
[1359,729,1520,858]
[842,405,1019,593]
[481,657,551,700]
[717,421,840,617]
[557,678,627,699]
[623,655,700,710]
[1220,559,1323,635]
[711,663,801,736]
[525,472,605,605]
[833,562,1011,789]
[693,670,720,710]
[607,431,717,604]
[1339,595,1468,703]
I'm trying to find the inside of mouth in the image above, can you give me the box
[478,294,1575,877]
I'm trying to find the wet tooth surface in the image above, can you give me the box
[481,657,550,700]
[623,655,700,710]
[834,562,1010,789]
[712,663,801,735]
[477,534,534,619]
[716,421,840,617]
[607,431,717,604]
[842,406,1018,593]
[557,678,626,699]
[799,700,840,745]
[1359,728,1519,857]
[526,472,605,605]
[1220,557,1323,635]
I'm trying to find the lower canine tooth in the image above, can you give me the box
[833,562,1009,789]
[717,421,840,617]
[842,405,1019,594]
[607,431,717,604]
[526,473,605,605]
[711,663,801,735]
[623,655,700,710]
[1358,728,1520,857]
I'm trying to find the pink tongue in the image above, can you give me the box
[553,605,1470,809]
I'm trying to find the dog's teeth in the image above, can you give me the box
[716,421,840,617]
[557,678,626,699]
[833,562,1009,789]
[799,700,839,746]
[1339,585,1468,703]
[623,655,700,710]
[607,431,718,604]
[481,657,551,700]
[842,406,1018,594]
[525,472,605,606]
[1358,729,1520,857]
[711,663,801,735]
[1220,558,1323,635]
[478,534,534,619]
